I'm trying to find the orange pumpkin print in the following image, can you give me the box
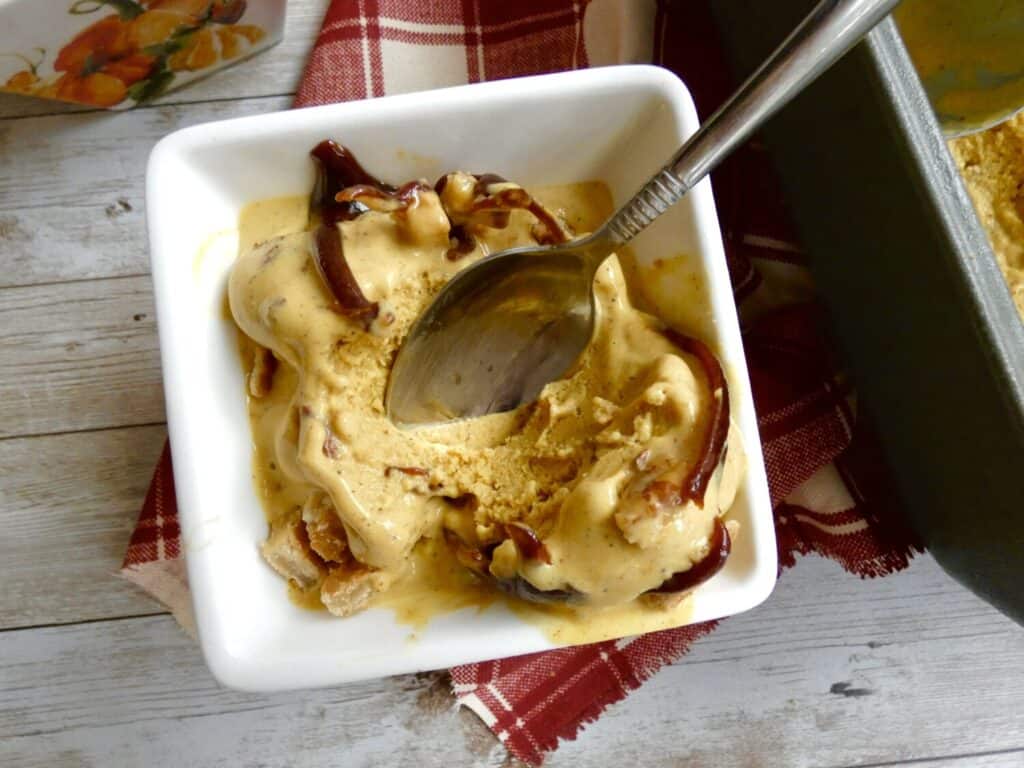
[2,0,267,108]
[53,14,133,75]
[6,70,40,91]
[127,10,191,50]
[168,23,263,71]
[3,49,46,93]
[103,51,158,84]
[56,70,128,107]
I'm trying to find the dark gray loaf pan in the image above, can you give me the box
[707,2,1024,622]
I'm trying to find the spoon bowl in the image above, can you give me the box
[386,236,607,426]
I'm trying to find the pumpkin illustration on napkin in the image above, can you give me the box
[1,0,283,108]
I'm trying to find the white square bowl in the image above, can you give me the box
[147,65,776,692]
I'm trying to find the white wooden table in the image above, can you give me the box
[2,3,1023,765]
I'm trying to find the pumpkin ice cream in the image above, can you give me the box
[950,113,1024,320]
[229,141,745,619]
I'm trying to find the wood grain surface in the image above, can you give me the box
[0,425,168,628]
[0,1,1021,766]
[2,556,1023,768]
[0,277,162,437]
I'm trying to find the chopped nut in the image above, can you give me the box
[487,540,519,580]
[635,450,652,470]
[633,412,653,442]
[437,171,477,217]
[643,383,668,407]
[385,465,431,493]
[261,509,325,589]
[591,397,618,425]
[248,345,277,398]
[322,431,343,459]
[614,496,668,550]
[320,565,392,617]
[302,493,350,563]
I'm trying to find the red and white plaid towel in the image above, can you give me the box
[123,1,921,764]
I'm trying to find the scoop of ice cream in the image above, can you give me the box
[230,155,746,617]
[949,114,1024,319]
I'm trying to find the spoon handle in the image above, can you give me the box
[605,0,901,245]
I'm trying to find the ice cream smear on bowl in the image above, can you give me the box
[227,140,745,634]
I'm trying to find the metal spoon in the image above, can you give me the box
[386,0,901,427]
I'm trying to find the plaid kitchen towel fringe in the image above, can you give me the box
[122,1,922,764]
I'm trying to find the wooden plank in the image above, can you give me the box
[1,557,1023,767]
[1,205,149,289]
[0,94,84,121]
[0,616,504,768]
[0,0,328,120]
[0,276,164,438]
[0,95,290,289]
[0,425,168,630]
[869,755,1024,768]
[553,559,1024,768]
